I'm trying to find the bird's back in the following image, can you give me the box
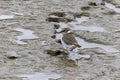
[62,33,80,47]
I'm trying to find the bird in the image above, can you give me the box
[60,28,81,51]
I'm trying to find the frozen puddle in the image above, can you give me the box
[16,72,62,80]
[105,2,120,13]
[14,28,39,44]
[75,37,119,53]
[0,15,14,20]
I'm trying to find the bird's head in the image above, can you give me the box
[61,28,72,34]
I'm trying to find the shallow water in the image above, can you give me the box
[75,37,119,53]
[105,2,120,13]
[14,28,39,44]
[16,72,62,80]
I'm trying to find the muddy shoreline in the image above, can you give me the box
[0,0,120,80]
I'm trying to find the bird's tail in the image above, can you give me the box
[74,43,81,47]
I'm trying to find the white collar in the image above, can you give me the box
[67,31,72,33]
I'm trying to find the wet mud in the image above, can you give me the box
[0,0,120,80]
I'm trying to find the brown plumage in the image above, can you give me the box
[62,32,81,47]
[61,28,81,47]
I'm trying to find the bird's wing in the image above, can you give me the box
[62,33,78,45]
